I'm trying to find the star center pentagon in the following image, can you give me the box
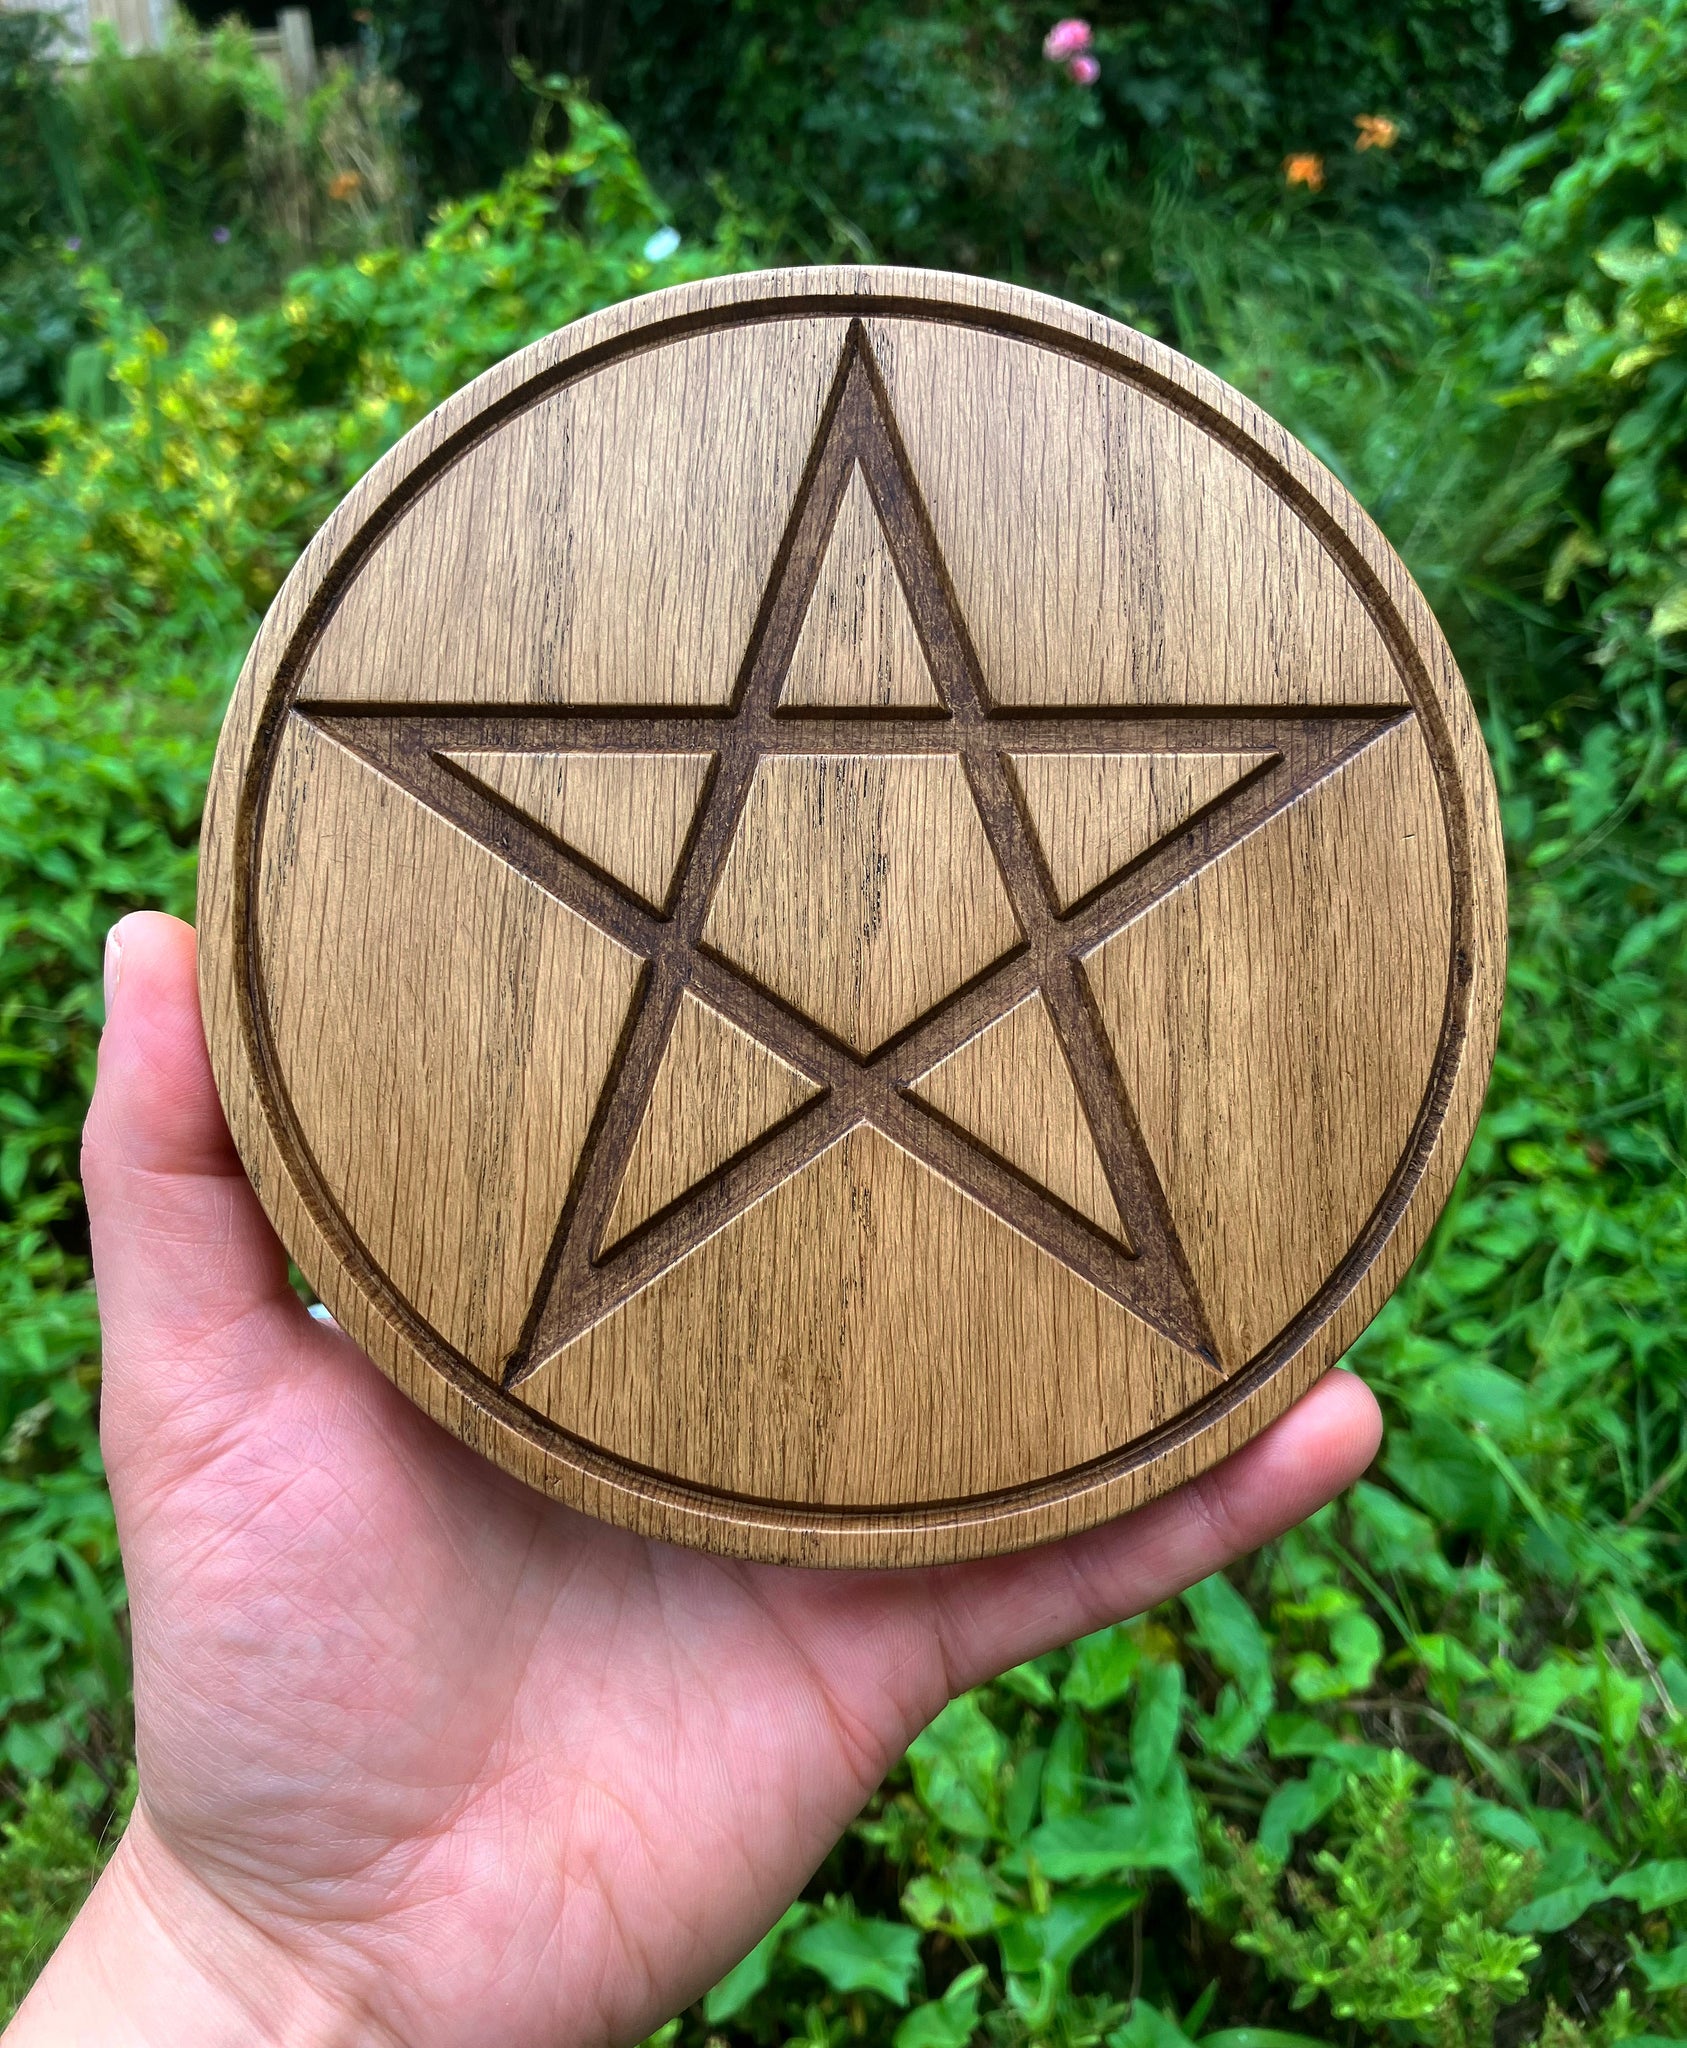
[701,750,1022,1054]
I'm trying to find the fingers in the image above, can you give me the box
[929,1369,1382,1695]
[82,914,313,1466]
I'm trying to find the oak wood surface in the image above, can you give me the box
[198,267,1506,1566]
[908,993,1128,1245]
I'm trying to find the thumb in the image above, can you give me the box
[82,912,314,1477]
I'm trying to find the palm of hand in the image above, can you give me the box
[72,917,1379,2048]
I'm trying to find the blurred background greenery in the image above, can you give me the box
[0,1,1684,2041]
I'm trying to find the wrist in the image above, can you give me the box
[5,1805,392,2048]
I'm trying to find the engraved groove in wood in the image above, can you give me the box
[866,316,1411,712]
[438,748,715,911]
[700,752,1023,1055]
[281,331,1423,1387]
[298,318,853,709]
[601,990,824,1249]
[1007,749,1280,912]
[1083,716,1451,1374]
[521,1124,1221,1508]
[778,462,943,712]
[254,717,642,1377]
[909,993,1128,1245]
[198,268,1506,1564]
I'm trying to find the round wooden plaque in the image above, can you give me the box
[199,268,1505,1567]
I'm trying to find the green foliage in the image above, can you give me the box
[363,0,1556,302]
[1207,1757,1541,2045]
[0,91,742,1871]
[0,14,412,423]
[0,1775,128,2014]
[3,7,1687,2043]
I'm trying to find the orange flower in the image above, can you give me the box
[327,169,364,201]
[1355,113,1398,151]
[1283,153,1324,191]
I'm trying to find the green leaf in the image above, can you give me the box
[1184,1574,1273,1759]
[998,1657,1058,1707]
[909,1694,1006,1840]
[702,1902,810,2023]
[1650,581,1687,636]
[1063,1623,1140,1710]
[1506,1876,1612,1933]
[1634,1944,1687,1992]
[997,1882,1140,1982]
[1002,1745,1045,1845]
[788,1909,923,2006]
[1256,1757,1348,1864]
[1200,2034,1333,2047]
[1041,1712,1088,1821]
[1610,1860,1687,1911]
[1503,1657,1598,1740]
[1131,1660,1185,1793]
[902,1852,997,1938]
[1023,1770,1200,1884]
[893,1964,987,2048]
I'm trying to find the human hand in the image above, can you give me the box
[8,912,1381,2048]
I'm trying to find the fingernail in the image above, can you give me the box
[103,920,126,1019]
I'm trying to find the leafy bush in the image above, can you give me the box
[2,9,1686,2043]
[0,14,413,424]
[0,87,739,1893]
[372,0,1559,234]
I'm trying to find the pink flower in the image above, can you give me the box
[1043,17,1092,62]
[1067,52,1100,85]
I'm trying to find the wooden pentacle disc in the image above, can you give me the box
[198,269,1506,1567]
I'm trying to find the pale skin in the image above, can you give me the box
[7,913,1383,2047]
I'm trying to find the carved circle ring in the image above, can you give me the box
[198,269,1506,1566]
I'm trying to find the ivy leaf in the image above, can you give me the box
[1022,1769,1200,1887]
[1633,1944,1687,1992]
[1500,1656,1598,1740]
[997,1881,1140,1985]
[1184,1574,1273,1759]
[788,1909,923,2006]
[1041,1712,1088,1821]
[901,1851,998,1938]
[1199,2033,1342,2046]
[1505,1875,1612,1933]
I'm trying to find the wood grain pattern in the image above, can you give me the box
[523,1124,1215,1506]
[255,718,641,1376]
[1009,750,1278,911]
[909,994,1126,1243]
[295,317,850,708]
[779,462,942,711]
[700,752,1023,1054]
[439,748,714,911]
[1084,718,1450,1371]
[602,989,823,1248]
[869,317,1410,711]
[197,267,1506,1566]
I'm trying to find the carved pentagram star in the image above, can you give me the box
[302,323,1402,1385]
